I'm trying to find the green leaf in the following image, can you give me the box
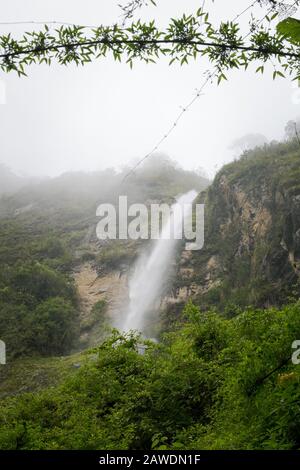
[256,65,264,74]
[217,73,227,85]
[277,17,300,45]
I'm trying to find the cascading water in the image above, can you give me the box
[120,190,198,334]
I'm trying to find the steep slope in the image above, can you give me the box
[172,140,300,313]
[0,158,209,396]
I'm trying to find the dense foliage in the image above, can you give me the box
[0,301,300,450]
[0,247,78,358]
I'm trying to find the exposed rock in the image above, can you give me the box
[167,150,300,310]
[73,263,129,346]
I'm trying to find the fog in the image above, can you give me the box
[0,0,299,180]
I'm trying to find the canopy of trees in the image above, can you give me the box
[1,301,300,450]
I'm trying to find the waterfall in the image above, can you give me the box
[119,190,197,334]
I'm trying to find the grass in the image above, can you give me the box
[0,351,93,399]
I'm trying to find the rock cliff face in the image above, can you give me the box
[71,142,300,330]
[73,263,129,346]
[170,141,300,312]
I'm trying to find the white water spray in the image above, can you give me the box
[120,190,198,334]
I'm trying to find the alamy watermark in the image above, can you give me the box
[0,340,6,365]
[96,196,204,250]
[292,340,300,365]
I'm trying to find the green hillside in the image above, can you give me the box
[1,143,300,450]
[173,139,300,313]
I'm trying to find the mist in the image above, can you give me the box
[0,0,299,181]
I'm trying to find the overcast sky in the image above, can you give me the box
[0,0,299,178]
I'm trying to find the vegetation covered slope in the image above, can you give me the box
[0,156,208,361]
[1,141,300,450]
[174,139,300,312]
[0,301,300,450]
